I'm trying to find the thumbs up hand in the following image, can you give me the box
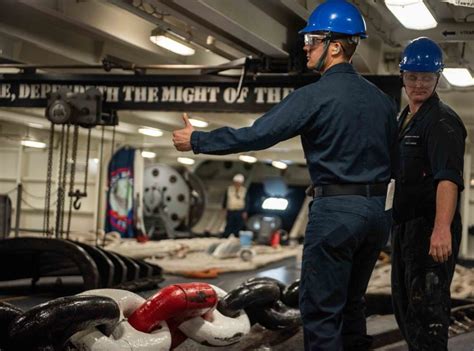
[173,113,195,151]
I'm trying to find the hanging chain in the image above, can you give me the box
[98,125,106,247]
[59,124,71,238]
[54,125,66,239]
[83,128,92,194]
[43,123,55,237]
[66,125,79,239]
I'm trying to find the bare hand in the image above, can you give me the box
[172,113,194,151]
[429,226,452,263]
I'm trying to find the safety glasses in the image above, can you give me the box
[402,72,438,88]
[303,33,327,47]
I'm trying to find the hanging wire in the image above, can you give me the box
[22,198,57,210]
[4,187,17,195]
[22,187,58,199]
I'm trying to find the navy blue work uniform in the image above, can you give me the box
[392,94,466,350]
[191,63,398,351]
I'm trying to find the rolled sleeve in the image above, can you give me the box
[433,170,464,189]
[427,117,466,191]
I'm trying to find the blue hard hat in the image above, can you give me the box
[299,0,367,38]
[399,37,444,73]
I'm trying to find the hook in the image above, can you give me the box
[69,189,86,210]
[73,196,82,210]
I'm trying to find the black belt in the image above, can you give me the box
[309,183,388,198]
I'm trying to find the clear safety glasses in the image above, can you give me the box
[402,72,438,88]
[303,33,328,47]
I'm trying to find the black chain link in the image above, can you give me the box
[217,277,301,330]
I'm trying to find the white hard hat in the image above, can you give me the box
[233,174,245,183]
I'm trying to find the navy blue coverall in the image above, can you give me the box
[392,94,466,350]
[191,63,398,351]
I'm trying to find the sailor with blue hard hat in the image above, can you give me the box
[392,37,466,350]
[172,2,398,348]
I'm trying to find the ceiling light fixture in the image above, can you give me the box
[188,118,209,128]
[150,29,195,56]
[21,139,46,149]
[177,157,195,165]
[442,68,474,87]
[239,155,257,163]
[141,151,156,159]
[271,160,288,170]
[385,0,437,30]
[138,127,163,137]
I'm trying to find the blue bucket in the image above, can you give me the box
[239,230,253,247]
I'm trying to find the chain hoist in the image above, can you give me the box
[42,87,118,238]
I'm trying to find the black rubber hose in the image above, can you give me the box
[281,279,300,308]
[247,300,301,330]
[0,302,23,350]
[217,280,281,318]
[8,295,120,351]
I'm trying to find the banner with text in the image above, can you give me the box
[0,74,401,113]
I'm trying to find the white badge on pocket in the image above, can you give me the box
[385,179,395,211]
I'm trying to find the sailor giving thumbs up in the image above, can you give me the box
[173,113,195,151]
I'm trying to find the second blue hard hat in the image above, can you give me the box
[299,0,367,38]
[399,37,444,73]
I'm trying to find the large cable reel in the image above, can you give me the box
[143,164,206,237]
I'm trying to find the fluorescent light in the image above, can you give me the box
[188,118,208,128]
[470,179,474,187]
[91,158,99,164]
[262,197,289,211]
[271,160,288,170]
[0,68,20,74]
[177,157,195,165]
[385,1,437,30]
[21,139,46,149]
[150,32,195,56]
[28,122,44,129]
[138,127,163,137]
[442,68,474,87]
[239,155,257,163]
[141,151,156,158]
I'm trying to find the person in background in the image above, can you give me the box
[221,173,248,238]
[173,1,398,349]
[391,37,467,350]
